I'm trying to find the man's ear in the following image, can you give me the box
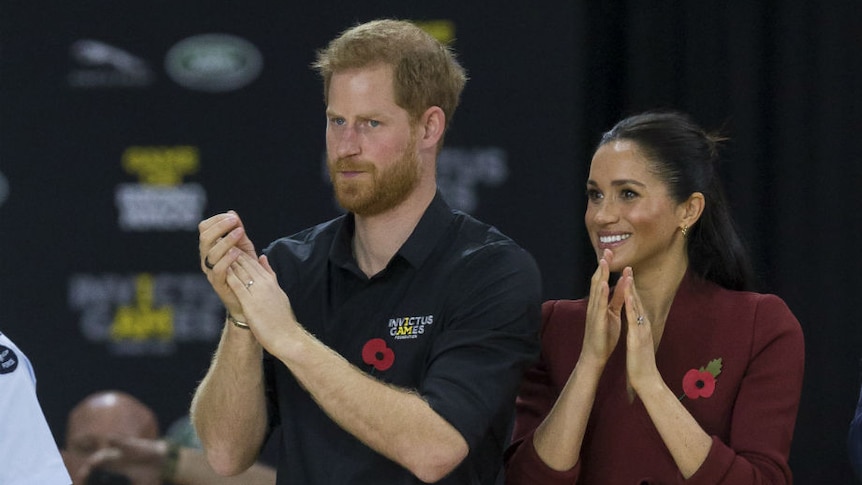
[418,106,445,150]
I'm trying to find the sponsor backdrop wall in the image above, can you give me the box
[1,2,860,483]
[0,0,581,460]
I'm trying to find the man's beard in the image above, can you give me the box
[328,135,421,216]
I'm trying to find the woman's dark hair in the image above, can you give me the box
[598,111,755,291]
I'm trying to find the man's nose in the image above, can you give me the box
[332,125,360,159]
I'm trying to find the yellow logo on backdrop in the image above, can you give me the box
[415,20,455,44]
[111,273,173,340]
[122,146,199,186]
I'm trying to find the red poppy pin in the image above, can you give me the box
[362,338,395,372]
[679,358,722,400]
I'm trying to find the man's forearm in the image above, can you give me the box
[274,324,468,483]
[190,321,269,476]
[172,447,276,485]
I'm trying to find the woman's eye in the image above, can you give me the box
[621,189,638,200]
[586,189,602,201]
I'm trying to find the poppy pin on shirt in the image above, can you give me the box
[362,338,395,372]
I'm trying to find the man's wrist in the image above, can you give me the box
[226,311,250,330]
[160,441,181,480]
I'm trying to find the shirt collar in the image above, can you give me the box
[329,190,455,270]
[398,190,455,267]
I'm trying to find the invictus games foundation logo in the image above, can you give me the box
[68,273,224,356]
[115,145,207,231]
[388,315,434,340]
[165,33,263,92]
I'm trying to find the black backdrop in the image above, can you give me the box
[1,2,859,483]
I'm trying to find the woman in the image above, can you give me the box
[505,111,804,483]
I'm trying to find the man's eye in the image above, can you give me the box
[72,442,97,454]
[331,117,345,126]
[368,120,380,128]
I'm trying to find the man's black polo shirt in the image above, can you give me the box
[262,192,541,484]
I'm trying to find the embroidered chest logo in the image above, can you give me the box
[0,345,19,375]
[388,315,434,340]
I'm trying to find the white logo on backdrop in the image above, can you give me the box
[436,147,508,212]
[67,39,153,88]
[116,184,207,231]
[165,33,263,92]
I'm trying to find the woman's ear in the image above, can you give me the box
[681,192,705,228]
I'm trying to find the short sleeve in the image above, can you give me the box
[421,243,542,450]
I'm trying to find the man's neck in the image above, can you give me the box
[352,185,436,278]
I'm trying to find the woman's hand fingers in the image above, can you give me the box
[582,250,621,364]
[623,268,660,392]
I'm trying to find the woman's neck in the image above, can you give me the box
[630,253,689,335]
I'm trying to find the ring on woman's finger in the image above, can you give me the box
[245,280,254,289]
[204,256,215,270]
[637,315,645,325]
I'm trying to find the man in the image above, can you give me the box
[63,390,276,484]
[193,19,541,484]
[0,331,71,484]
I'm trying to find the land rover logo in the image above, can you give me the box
[165,33,263,92]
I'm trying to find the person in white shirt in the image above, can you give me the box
[0,331,72,485]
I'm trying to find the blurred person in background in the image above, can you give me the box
[62,390,275,485]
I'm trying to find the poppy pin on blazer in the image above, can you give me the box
[680,357,722,400]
